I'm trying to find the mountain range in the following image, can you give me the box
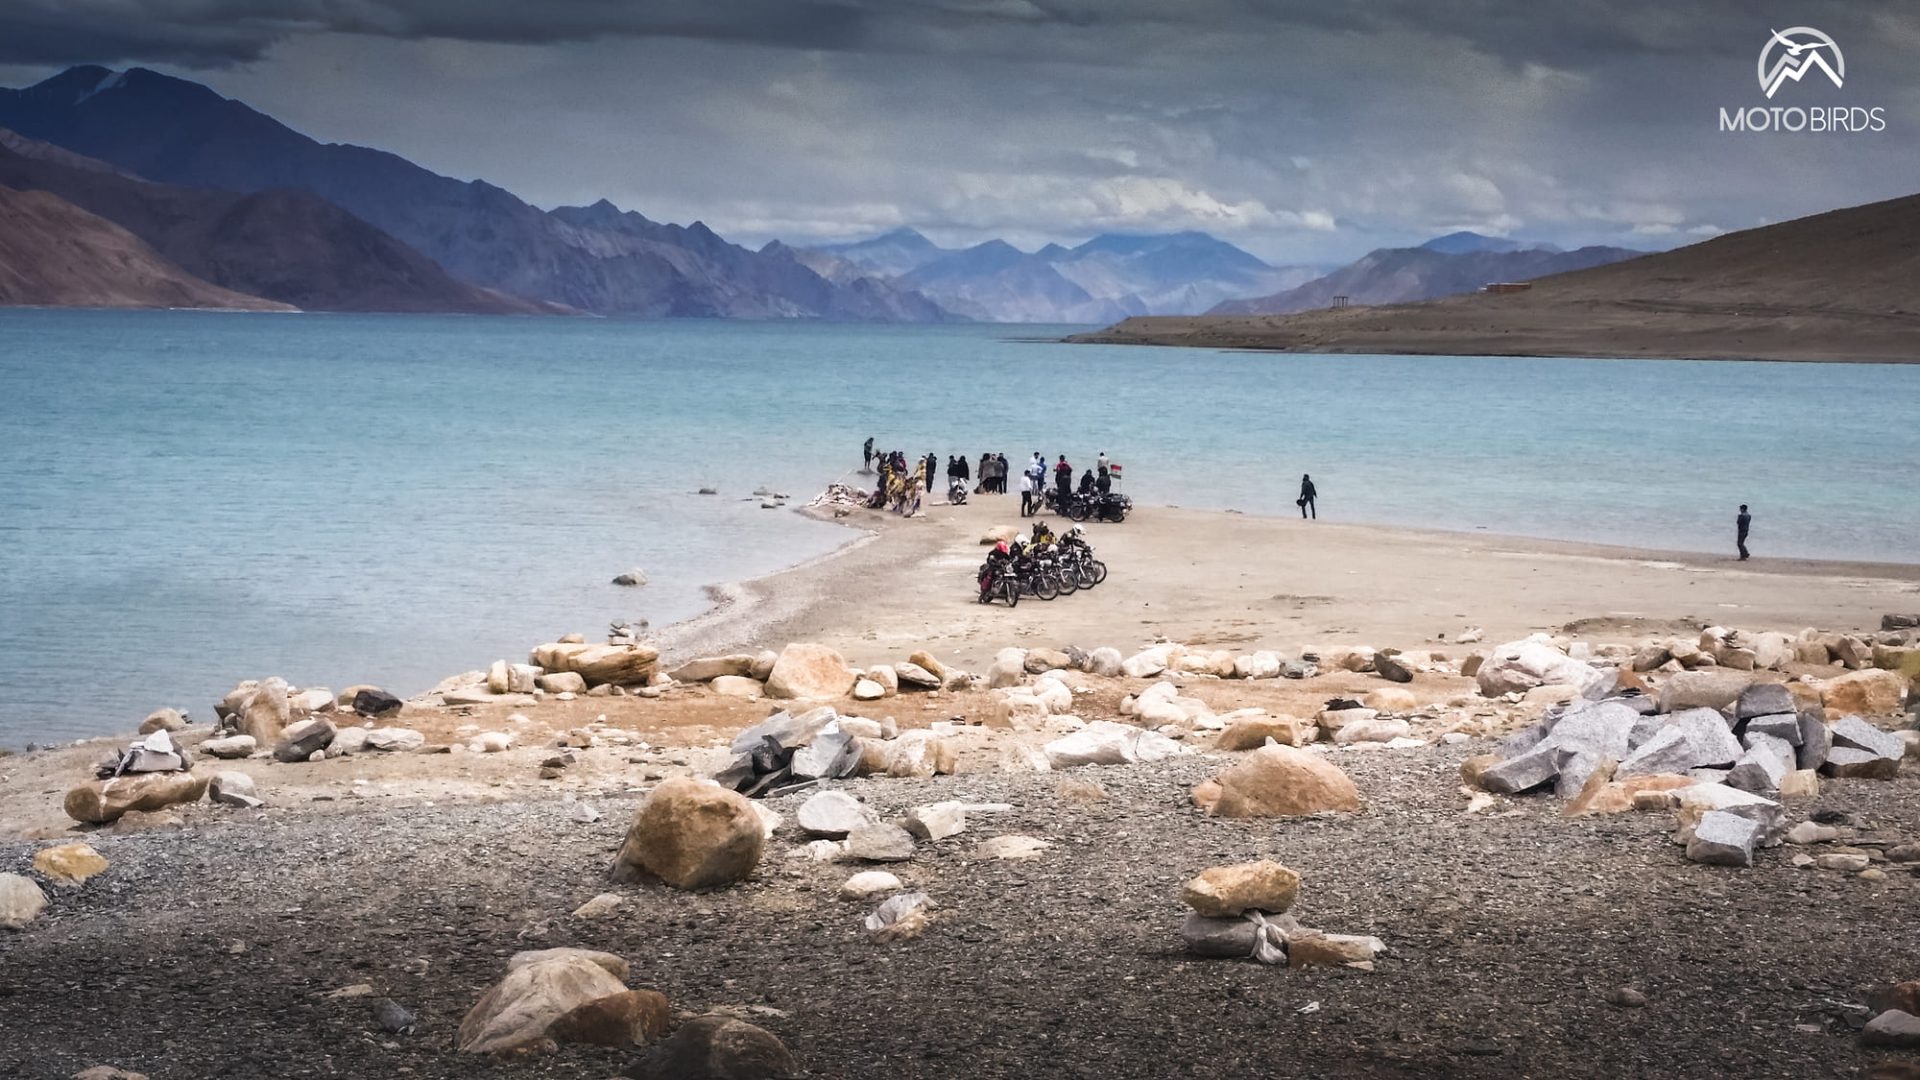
[801,228,1324,323]
[0,66,951,318]
[1208,243,1640,315]
[1068,192,1920,363]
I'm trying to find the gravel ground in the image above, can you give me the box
[4,741,1919,1079]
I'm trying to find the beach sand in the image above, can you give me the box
[666,494,1920,670]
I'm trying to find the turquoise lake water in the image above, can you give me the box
[3,309,1917,743]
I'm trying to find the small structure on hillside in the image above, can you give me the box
[1329,295,1350,308]
[1483,282,1532,294]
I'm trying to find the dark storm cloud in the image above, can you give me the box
[0,0,1886,69]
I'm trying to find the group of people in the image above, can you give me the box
[860,439,1121,518]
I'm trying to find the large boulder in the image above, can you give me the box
[669,655,758,683]
[1475,640,1599,697]
[611,779,764,890]
[1659,670,1755,712]
[1819,669,1907,716]
[1181,861,1300,917]
[1192,745,1361,818]
[530,642,660,687]
[627,1013,798,1080]
[1044,721,1182,768]
[272,718,336,762]
[237,677,291,744]
[0,873,47,929]
[545,989,670,1048]
[65,772,209,824]
[1214,715,1312,751]
[763,644,857,700]
[456,948,631,1054]
[986,648,1027,689]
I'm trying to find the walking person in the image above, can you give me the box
[1736,504,1752,561]
[863,437,874,473]
[1019,469,1036,517]
[1297,474,1317,520]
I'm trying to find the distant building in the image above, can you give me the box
[1483,282,1532,294]
[1330,295,1351,308]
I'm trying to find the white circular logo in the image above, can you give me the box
[1759,27,1844,99]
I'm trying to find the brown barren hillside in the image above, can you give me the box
[1070,193,1920,363]
[0,185,291,311]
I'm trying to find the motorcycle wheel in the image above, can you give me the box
[1077,564,1098,589]
[1089,559,1108,585]
[1056,567,1079,595]
[1034,573,1061,601]
[1001,578,1019,607]
[1066,500,1090,522]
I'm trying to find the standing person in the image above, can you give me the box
[976,452,990,493]
[1019,468,1036,517]
[1298,474,1317,519]
[957,453,971,489]
[1736,504,1752,561]
[1053,455,1073,511]
[997,454,1010,493]
[1096,451,1109,476]
[924,452,938,496]
[863,437,874,473]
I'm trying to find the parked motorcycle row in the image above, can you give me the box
[1042,486,1132,523]
[976,522,1109,607]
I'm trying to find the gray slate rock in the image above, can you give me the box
[1686,810,1760,867]
[788,731,860,780]
[1734,683,1796,720]
[1616,725,1694,778]
[1479,745,1560,795]
[1543,702,1638,758]
[845,822,916,862]
[1663,708,1743,767]
[729,706,838,756]
[1498,721,1553,759]
[1798,712,1832,771]
[1179,911,1295,959]
[1742,713,1802,746]
[1373,653,1413,683]
[1554,751,1613,798]
[371,997,415,1035]
[1831,715,1904,760]
[1727,742,1789,795]
[1863,1010,1920,1049]
[1824,746,1900,779]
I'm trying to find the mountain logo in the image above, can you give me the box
[1758,27,1843,98]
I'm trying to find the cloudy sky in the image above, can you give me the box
[2,1,1915,264]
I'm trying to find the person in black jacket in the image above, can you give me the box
[1298,474,1317,519]
[1736,504,1751,560]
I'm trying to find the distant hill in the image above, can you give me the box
[1417,230,1560,255]
[0,135,543,314]
[806,228,1321,322]
[0,66,954,320]
[0,184,290,310]
[1210,245,1639,315]
[1068,192,1920,363]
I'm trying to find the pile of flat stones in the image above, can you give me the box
[1468,670,1908,869]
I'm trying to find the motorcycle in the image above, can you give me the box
[1058,531,1107,588]
[948,478,969,505]
[1064,490,1131,523]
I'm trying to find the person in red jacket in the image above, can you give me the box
[1053,455,1073,511]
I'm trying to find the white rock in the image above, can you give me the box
[796,790,870,838]
[467,731,513,753]
[1043,720,1184,768]
[0,872,48,929]
[838,870,903,901]
[903,801,967,841]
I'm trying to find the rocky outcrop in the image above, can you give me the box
[763,644,857,700]
[1192,746,1361,818]
[64,771,208,824]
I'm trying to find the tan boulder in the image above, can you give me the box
[884,730,957,778]
[668,655,757,683]
[1181,860,1301,917]
[763,643,857,700]
[1819,669,1908,716]
[1459,754,1503,789]
[32,842,109,886]
[709,675,764,699]
[1287,932,1386,968]
[1214,715,1312,751]
[1193,745,1361,818]
[457,948,631,1054]
[545,989,670,1048]
[610,778,764,890]
[1361,688,1417,712]
[908,651,949,681]
[65,772,209,825]
[238,678,291,744]
[138,708,186,734]
[0,873,47,929]
[1564,773,1694,816]
[530,642,660,687]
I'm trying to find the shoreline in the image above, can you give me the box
[658,492,1920,675]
